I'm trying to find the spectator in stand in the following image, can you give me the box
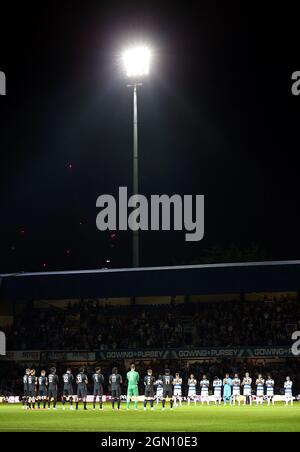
[3,297,300,352]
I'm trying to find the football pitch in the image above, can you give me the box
[0,403,300,432]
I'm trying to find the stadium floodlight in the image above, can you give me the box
[122,46,151,78]
[121,45,152,268]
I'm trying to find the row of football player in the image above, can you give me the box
[21,366,294,410]
[155,371,295,408]
[22,366,102,410]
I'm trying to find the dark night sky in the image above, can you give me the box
[0,1,299,272]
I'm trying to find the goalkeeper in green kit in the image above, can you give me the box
[126,363,139,410]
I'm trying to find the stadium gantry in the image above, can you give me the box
[1,259,300,301]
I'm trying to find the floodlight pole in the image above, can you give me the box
[133,83,139,268]
[128,82,142,268]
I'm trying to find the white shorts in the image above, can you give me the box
[267,391,274,397]
[201,391,209,398]
[257,390,264,397]
[156,389,163,398]
[244,389,251,396]
[173,389,182,397]
[214,392,222,399]
[233,390,240,396]
[188,389,196,398]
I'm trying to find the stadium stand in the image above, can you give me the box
[0,261,300,398]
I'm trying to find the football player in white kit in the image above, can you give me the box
[187,374,197,406]
[265,375,275,406]
[255,374,265,405]
[232,374,241,406]
[242,372,252,405]
[200,374,210,405]
[213,376,222,405]
[155,376,163,405]
[173,373,182,407]
[284,376,293,406]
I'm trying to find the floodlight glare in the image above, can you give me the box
[122,46,151,77]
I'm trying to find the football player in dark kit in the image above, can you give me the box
[109,367,123,410]
[76,367,88,410]
[162,369,174,411]
[62,368,74,410]
[48,367,59,409]
[27,369,38,409]
[37,370,48,409]
[144,369,155,411]
[92,367,104,410]
[22,368,31,409]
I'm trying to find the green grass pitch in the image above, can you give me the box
[0,403,300,432]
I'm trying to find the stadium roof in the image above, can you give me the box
[0,260,300,302]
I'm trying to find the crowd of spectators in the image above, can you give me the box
[3,295,300,351]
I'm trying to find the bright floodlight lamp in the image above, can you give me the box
[122,46,151,77]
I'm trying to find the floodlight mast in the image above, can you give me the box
[123,46,151,268]
[127,80,142,268]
